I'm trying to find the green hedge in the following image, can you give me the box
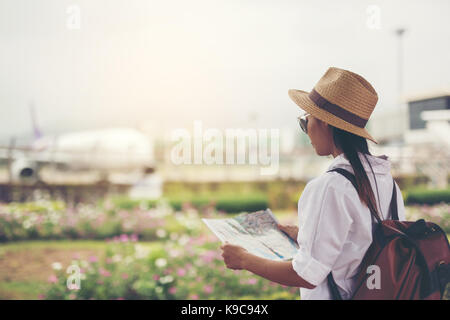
[164,180,305,210]
[215,194,268,213]
[112,193,269,214]
[405,188,450,205]
[111,197,158,210]
[394,175,429,190]
[114,185,450,209]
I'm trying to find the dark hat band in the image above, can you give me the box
[308,89,368,128]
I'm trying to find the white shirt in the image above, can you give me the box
[291,152,406,300]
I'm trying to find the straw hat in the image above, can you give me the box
[288,67,379,144]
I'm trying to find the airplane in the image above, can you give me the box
[0,104,156,184]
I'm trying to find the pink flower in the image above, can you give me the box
[203,285,213,294]
[38,294,46,300]
[120,234,129,242]
[247,278,258,285]
[200,251,216,264]
[121,273,129,280]
[89,255,98,263]
[153,275,160,281]
[48,275,58,284]
[169,287,177,295]
[177,268,186,277]
[190,294,199,300]
[130,234,138,242]
[117,297,125,300]
[100,268,111,277]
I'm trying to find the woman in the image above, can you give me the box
[220,67,406,300]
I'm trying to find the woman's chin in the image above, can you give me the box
[314,148,328,156]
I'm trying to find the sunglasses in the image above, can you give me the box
[297,113,310,134]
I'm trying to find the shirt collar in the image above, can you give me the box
[327,152,391,175]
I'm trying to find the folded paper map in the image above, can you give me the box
[202,209,299,261]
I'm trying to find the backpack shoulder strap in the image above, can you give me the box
[327,167,400,221]
[390,179,399,221]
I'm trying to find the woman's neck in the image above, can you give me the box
[331,148,344,158]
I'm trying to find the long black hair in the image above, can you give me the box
[331,126,382,220]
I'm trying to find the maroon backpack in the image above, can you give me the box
[326,167,450,300]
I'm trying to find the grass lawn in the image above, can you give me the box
[0,240,163,300]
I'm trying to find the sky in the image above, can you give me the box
[1,0,449,143]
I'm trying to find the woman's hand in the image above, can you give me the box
[277,224,299,242]
[220,242,249,270]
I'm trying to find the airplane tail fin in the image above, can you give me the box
[30,102,42,140]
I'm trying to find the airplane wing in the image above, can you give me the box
[0,146,71,168]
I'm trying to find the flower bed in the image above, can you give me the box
[2,200,448,300]
[42,235,299,300]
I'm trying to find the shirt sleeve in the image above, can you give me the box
[291,175,355,286]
